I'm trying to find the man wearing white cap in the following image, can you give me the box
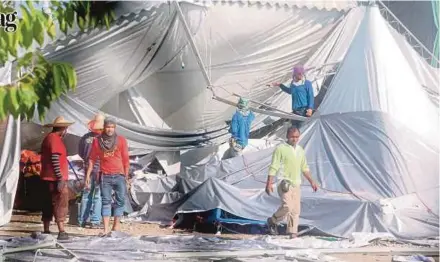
[40,116,74,240]
[77,114,105,228]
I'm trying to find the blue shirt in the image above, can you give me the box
[230,110,255,147]
[280,79,314,111]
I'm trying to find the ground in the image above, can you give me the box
[0,211,436,262]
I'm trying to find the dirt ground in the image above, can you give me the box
[0,211,436,262]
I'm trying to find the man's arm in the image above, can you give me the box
[301,152,318,191]
[279,83,291,94]
[48,136,64,181]
[120,137,130,176]
[51,153,63,181]
[306,81,314,110]
[85,139,98,186]
[230,113,239,139]
[266,147,282,192]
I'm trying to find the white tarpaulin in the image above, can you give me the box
[129,5,439,240]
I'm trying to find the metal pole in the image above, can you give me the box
[173,1,213,88]
[377,0,439,65]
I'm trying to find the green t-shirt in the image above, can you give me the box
[268,143,309,185]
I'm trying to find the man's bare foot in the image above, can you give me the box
[289,234,298,239]
[99,231,111,237]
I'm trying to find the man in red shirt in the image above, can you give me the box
[40,116,74,240]
[86,118,129,236]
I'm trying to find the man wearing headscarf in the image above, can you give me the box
[77,114,105,229]
[223,97,255,160]
[272,65,315,127]
[85,118,130,236]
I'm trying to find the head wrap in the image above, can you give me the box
[99,117,118,152]
[293,65,305,77]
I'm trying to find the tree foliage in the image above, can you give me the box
[0,1,116,121]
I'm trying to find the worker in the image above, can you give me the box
[86,118,130,236]
[265,127,318,239]
[40,116,74,240]
[223,97,255,160]
[77,113,105,229]
[271,65,315,127]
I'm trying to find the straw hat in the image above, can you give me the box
[44,116,75,128]
[87,113,105,131]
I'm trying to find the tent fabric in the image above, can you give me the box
[35,1,347,137]
[0,117,21,227]
[432,0,439,67]
[317,5,439,141]
[130,5,439,239]
[381,0,439,67]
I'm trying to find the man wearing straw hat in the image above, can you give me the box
[40,116,74,240]
[77,114,105,229]
[223,97,255,160]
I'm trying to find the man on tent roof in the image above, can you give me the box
[223,97,255,160]
[271,65,315,127]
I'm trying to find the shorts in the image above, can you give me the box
[41,180,69,223]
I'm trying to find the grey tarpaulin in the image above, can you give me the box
[128,6,439,240]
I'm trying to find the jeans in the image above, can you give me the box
[78,175,102,225]
[100,174,126,217]
[291,108,308,128]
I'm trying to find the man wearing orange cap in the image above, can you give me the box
[40,116,74,240]
[77,114,105,229]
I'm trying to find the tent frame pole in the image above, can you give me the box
[173,1,213,89]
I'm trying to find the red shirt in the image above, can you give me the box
[89,136,129,175]
[40,133,69,181]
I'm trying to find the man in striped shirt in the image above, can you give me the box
[40,116,74,240]
[265,127,318,239]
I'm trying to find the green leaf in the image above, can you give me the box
[6,33,18,57]
[20,6,33,29]
[60,63,77,90]
[37,103,46,122]
[66,7,75,27]
[0,87,7,120]
[47,19,56,40]
[78,16,85,31]
[33,17,45,46]
[104,15,110,30]
[53,64,62,96]
[59,19,67,35]
[6,87,20,118]
[17,52,33,68]
[19,81,38,109]
[20,23,33,49]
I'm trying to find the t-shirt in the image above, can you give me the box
[40,133,69,181]
[89,136,129,176]
[268,143,309,186]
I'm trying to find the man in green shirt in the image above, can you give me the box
[265,127,318,239]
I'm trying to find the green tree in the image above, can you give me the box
[0,0,116,121]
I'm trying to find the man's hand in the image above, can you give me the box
[306,109,313,117]
[85,176,90,189]
[57,180,66,192]
[126,177,131,191]
[271,82,280,87]
[265,184,273,195]
[311,182,319,192]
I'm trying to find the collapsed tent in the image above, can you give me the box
[0,1,438,240]
[129,5,439,240]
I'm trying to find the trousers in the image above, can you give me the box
[270,182,301,234]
